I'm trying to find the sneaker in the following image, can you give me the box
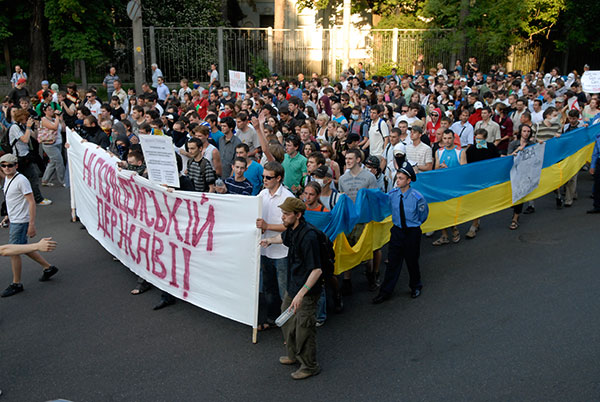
[41,182,55,187]
[1,283,24,297]
[38,199,52,206]
[316,320,325,327]
[39,266,59,282]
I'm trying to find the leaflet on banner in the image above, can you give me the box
[66,128,261,327]
[139,134,180,188]
[581,71,600,94]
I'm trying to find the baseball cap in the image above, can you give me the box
[0,154,18,164]
[313,165,333,178]
[17,78,26,85]
[41,80,49,85]
[279,197,306,213]
[474,101,484,110]
[393,143,406,155]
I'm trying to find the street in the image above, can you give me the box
[1,174,599,402]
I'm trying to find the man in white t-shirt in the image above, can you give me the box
[0,154,58,298]
[368,105,390,157]
[256,161,294,329]
[405,125,433,172]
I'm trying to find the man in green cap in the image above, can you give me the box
[260,196,323,380]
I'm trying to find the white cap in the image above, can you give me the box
[393,142,406,156]
[474,101,484,110]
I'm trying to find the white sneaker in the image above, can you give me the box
[38,199,53,206]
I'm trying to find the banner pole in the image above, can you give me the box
[252,327,258,344]
[66,131,77,222]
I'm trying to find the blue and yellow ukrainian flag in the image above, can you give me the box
[305,123,600,274]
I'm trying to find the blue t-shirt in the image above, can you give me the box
[225,176,253,195]
[210,130,224,149]
[288,88,302,98]
[244,160,264,195]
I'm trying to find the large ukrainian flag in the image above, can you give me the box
[305,123,600,275]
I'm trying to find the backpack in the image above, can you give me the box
[298,222,336,280]
[0,125,18,155]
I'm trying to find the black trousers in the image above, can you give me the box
[380,226,422,295]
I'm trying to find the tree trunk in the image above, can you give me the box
[28,0,48,90]
[3,41,11,78]
[457,0,470,63]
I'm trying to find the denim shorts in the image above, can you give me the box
[9,222,29,245]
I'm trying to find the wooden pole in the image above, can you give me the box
[252,327,258,344]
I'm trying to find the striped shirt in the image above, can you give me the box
[533,121,561,142]
[225,176,253,195]
[187,157,216,192]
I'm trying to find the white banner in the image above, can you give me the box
[510,142,546,204]
[67,129,261,326]
[229,70,247,94]
[581,71,600,94]
[139,134,180,188]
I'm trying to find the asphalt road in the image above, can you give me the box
[1,174,600,402]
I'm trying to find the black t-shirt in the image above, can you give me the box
[281,220,322,298]
[466,142,500,163]
[110,107,125,121]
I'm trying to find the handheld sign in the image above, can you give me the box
[229,70,247,94]
[581,71,600,94]
[139,134,180,188]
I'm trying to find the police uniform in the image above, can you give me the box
[373,163,429,303]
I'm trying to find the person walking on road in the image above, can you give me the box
[373,162,429,303]
[260,197,323,380]
[0,154,59,297]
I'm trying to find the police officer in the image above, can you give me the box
[373,162,429,304]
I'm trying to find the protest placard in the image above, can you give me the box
[510,143,545,204]
[67,128,261,327]
[139,134,180,188]
[581,71,600,94]
[229,70,246,94]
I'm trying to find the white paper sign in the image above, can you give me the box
[582,71,600,94]
[510,142,546,204]
[139,134,180,188]
[229,70,247,94]
[67,128,261,327]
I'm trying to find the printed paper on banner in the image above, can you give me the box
[139,134,180,188]
[581,71,600,94]
[510,142,546,204]
[229,70,246,94]
[66,128,261,327]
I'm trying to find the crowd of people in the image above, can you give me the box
[1,58,599,379]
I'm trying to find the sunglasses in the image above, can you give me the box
[1,163,16,168]
[262,175,275,180]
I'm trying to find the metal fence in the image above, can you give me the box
[83,26,541,85]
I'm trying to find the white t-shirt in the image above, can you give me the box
[4,173,32,223]
[259,185,294,259]
[368,118,390,157]
[406,141,433,168]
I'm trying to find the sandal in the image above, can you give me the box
[452,227,461,243]
[509,220,519,230]
[131,280,152,295]
[257,323,273,332]
[432,236,450,246]
[465,225,479,239]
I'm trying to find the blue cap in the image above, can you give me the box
[399,161,416,182]
[41,80,49,85]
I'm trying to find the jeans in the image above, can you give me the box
[9,222,29,245]
[316,287,327,322]
[259,256,288,323]
[42,143,65,185]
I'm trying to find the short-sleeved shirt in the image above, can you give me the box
[4,173,32,223]
[187,157,216,192]
[368,118,390,157]
[218,134,242,179]
[406,141,433,168]
[225,176,253,195]
[281,221,322,298]
[103,74,119,97]
[282,152,307,189]
[474,119,501,143]
[8,124,31,157]
[338,168,378,202]
[259,184,294,259]
[236,126,260,152]
[244,160,263,195]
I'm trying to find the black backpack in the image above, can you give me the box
[0,126,18,155]
[298,222,336,280]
